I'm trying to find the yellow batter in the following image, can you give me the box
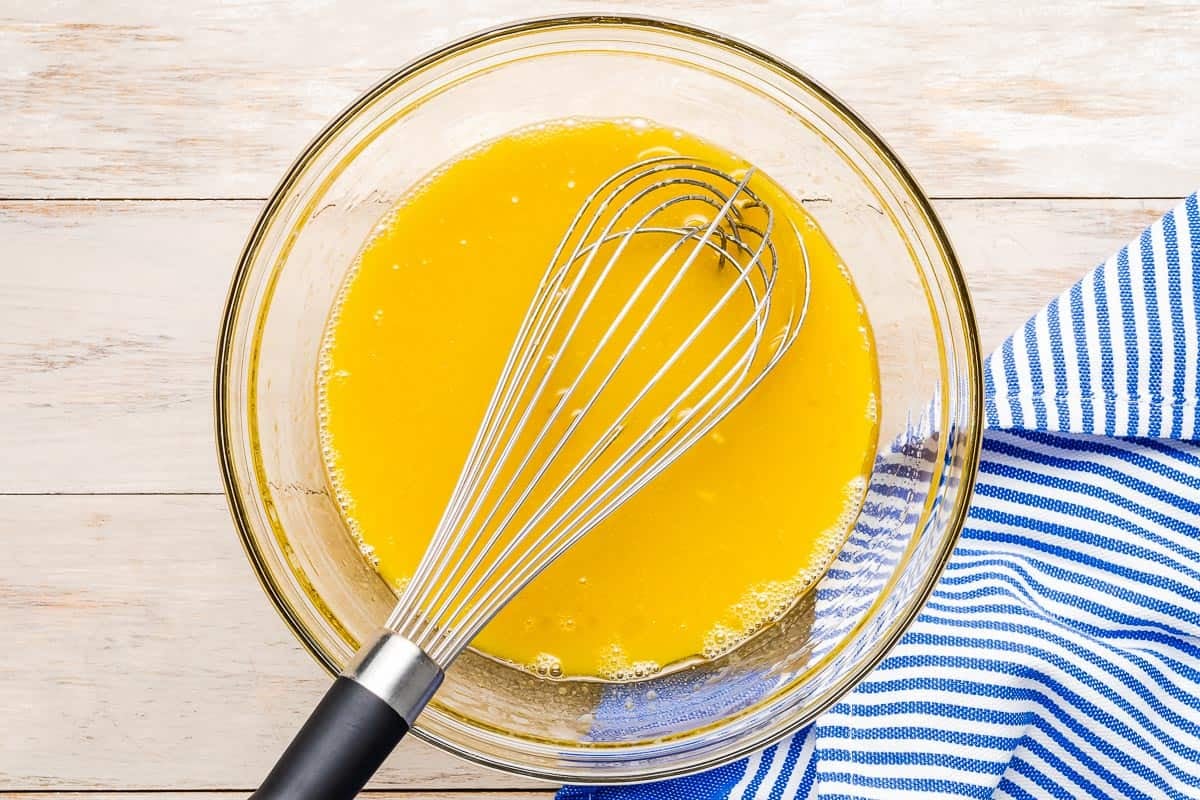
[320,119,878,679]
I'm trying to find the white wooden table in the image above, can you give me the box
[3,2,1197,797]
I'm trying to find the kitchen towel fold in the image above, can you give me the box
[560,194,1200,799]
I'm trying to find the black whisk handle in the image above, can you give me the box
[250,631,444,800]
[250,676,408,800]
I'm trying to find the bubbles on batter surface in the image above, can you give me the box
[596,643,662,681]
[356,529,379,566]
[531,652,564,679]
[702,623,740,659]
[702,578,802,659]
[840,476,868,523]
[317,254,388,565]
[625,661,662,680]
[317,273,355,438]
[700,475,871,660]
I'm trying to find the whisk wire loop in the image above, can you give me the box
[387,158,810,663]
[416,181,756,637]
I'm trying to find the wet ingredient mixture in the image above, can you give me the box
[320,118,879,679]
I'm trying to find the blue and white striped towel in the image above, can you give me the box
[560,194,1200,799]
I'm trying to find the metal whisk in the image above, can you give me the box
[252,157,810,800]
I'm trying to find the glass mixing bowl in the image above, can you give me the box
[215,15,981,784]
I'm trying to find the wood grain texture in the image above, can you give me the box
[2,1,1198,199]
[0,494,547,791]
[0,201,250,495]
[0,198,1176,494]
